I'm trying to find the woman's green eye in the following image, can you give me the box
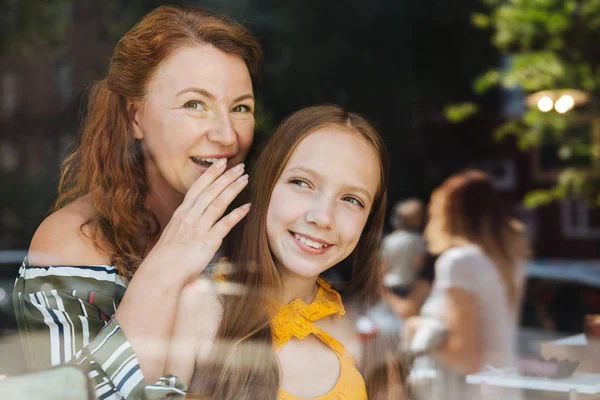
[233,104,252,113]
[184,101,205,110]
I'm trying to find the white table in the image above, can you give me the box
[408,357,439,400]
[466,370,600,399]
[552,334,588,346]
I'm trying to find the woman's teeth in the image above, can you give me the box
[191,157,228,167]
[294,233,329,249]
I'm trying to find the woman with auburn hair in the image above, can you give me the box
[405,169,530,400]
[151,105,410,399]
[13,5,262,397]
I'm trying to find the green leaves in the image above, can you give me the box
[473,69,500,93]
[524,168,600,208]
[491,1,574,51]
[445,0,600,208]
[503,52,565,91]
[471,12,491,28]
[444,103,479,123]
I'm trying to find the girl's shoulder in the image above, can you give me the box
[28,195,110,267]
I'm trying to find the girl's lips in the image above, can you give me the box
[289,231,332,255]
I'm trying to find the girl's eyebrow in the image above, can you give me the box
[286,165,316,176]
[285,165,374,201]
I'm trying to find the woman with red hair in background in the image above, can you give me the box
[405,170,530,400]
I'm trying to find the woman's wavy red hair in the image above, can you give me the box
[54,6,263,279]
[425,170,531,310]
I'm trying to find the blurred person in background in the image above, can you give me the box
[385,252,436,320]
[381,199,433,320]
[382,199,426,296]
[404,169,530,399]
[12,5,262,390]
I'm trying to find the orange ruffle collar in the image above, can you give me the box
[271,278,345,351]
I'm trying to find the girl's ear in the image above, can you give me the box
[128,100,144,139]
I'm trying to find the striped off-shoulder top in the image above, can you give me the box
[13,259,186,400]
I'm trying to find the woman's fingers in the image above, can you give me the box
[154,163,249,277]
[178,159,228,211]
[197,174,249,227]
[185,164,246,222]
[174,162,245,225]
[207,203,251,243]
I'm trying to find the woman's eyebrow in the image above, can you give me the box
[232,93,254,103]
[176,87,215,98]
[175,88,254,103]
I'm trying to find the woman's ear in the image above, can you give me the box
[128,100,144,139]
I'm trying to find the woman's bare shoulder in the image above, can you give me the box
[27,195,110,266]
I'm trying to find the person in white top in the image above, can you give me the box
[381,199,426,295]
[404,169,530,400]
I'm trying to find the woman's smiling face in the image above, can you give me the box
[266,126,380,280]
[131,44,255,196]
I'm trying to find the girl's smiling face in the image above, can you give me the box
[266,126,380,280]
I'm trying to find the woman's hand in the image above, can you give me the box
[143,160,250,283]
[115,160,249,383]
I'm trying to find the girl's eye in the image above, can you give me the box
[290,179,310,188]
[343,196,365,208]
[184,101,206,110]
[232,104,253,113]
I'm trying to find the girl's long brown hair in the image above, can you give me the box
[54,6,263,279]
[190,105,410,399]
[425,170,531,310]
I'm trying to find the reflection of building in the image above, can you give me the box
[529,126,600,258]
[484,150,600,259]
[525,118,600,258]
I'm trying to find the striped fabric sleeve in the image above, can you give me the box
[13,262,127,371]
[76,316,187,400]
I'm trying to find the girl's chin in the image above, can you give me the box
[279,262,331,280]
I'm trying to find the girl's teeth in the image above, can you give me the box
[294,233,327,249]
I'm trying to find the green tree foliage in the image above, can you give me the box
[448,0,600,206]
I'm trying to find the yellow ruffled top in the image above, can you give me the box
[272,279,368,400]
